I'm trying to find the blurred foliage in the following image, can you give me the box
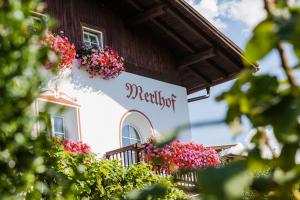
[196,0,300,199]
[0,0,187,199]
[134,0,300,200]
[3,0,300,199]
[47,139,188,200]
[0,0,76,199]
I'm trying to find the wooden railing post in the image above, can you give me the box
[136,144,140,163]
[105,143,206,191]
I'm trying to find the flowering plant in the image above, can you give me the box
[144,140,220,174]
[43,32,76,70]
[77,46,125,79]
[63,139,91,154]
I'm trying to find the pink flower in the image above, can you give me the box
[144,141,220,174]
[78,47,125,79]
[63,139,91,154]
[43,32,76,70]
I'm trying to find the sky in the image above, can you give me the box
[186,0,299,150]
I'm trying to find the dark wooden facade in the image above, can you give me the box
[44,0,257,94]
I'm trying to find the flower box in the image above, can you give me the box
[144,140,221,174]
[77,46,125,79]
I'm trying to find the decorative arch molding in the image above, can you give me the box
[35,86,83,141]
[39,86,80,108]
[119,109,155,147]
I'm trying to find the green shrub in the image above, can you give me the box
[46,140,188,199]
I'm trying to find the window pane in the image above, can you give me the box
[83,40,97,49]
[122,125,130,137]
[83,33,89,41]
[53,117,64,133]
[122,125,142,146]
[122,138,130,147]
[129,126,140,140]
[82,28,103,49]
[89,35,98,43]
[90,42,99,49]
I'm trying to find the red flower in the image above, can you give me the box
[63,139,91,154]
[78,47,125,79]
[43,32,76,70]
[144,140,221,174]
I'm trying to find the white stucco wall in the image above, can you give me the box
[42,60,191,155]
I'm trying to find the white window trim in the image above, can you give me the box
[51,115,66,138]
[121,124,142,146]
[30,11,48,23]
[82,26,104,49]
[29,11,48,33]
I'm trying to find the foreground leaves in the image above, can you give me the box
[134,1,300,200]
[47,140,188,199]
[0,0,76,198]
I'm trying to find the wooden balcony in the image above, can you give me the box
[105,143,235,190]
[105,143,146,167]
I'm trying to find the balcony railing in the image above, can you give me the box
[105,143,146,167]
[105,143,235,190]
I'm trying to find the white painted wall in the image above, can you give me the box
[41,60,191,155]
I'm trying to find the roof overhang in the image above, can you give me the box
[104,0,258,94]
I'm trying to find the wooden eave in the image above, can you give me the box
[104,0,258,94]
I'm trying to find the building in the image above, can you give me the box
[33,0,256,155]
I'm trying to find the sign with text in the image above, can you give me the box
[125,83,177,112]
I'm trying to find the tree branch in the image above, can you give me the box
[277,42,297,89]
[264,0,297,90]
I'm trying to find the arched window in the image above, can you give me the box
[122,125,141,147]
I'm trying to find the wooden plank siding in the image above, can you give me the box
[45,0,182,85]
[43,0,257,94]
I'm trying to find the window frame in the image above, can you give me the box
[51,115,66,139]
[30,11,48,32]
[81,25,104,50]
[30,11,48,22]
[121,124,142,147]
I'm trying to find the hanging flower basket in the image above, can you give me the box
[77,46,125,79]
[144,140,221,174]
[43,32,76,70]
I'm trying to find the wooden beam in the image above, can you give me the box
[152,20,195,53]
[166,2,258,70]
[179,65,211,85]
[188,67,211,84]
[127,0,143,11]
[165,8,208,43]
[207,59,229,77]
[187,72,239,94]
[216,51,241,71]
[126,4,166,27]
[178,48,216,69]
[126,0,195,53]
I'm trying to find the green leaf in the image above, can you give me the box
[125,184,167,200]
[197,162,252,200]
[251,175,274,193]
[263,94,300,143]
[278,144,298,170]
[246,20,279,62]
